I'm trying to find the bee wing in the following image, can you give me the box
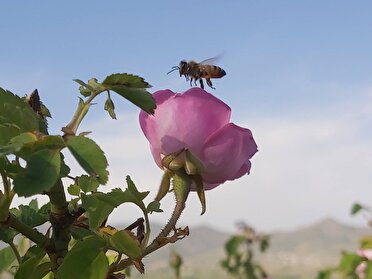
[199,54,224,65]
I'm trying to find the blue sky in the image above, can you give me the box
[1,1,372,232]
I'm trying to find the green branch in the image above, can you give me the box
[1,214,50,249]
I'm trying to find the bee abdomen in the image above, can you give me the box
[209,66,226,78]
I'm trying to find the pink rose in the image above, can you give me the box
[139,88,258,190]
[358,249,372,260]
[356,261,367,279]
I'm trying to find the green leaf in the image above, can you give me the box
[110,87,156,114]
[351,203,364,215]
[29,262,52,279]
[12,204,48,227]
[0,228,17,243]
[109,230,141,259]
[57,236,108,279]
[38,202,51,219]
[104,94,117,119]
[102,73,151,89]
[225,236,246,255]
[126,176,149,203]
[60,153,71,177]
[102,73,155,114]
[14,149,61,197]
[66,136,109,184]
[19,135,65,160]
[15,246,46,279]
[0,246,16,273]
[0,132,38,157]
[0,124,21,146]
[0,88,40,133]
[146,201,163,214]
[70,226,95,240]
[81,183,148,230]
[78,175,100,193]
[29,199,39,211]
[67,184,81,196]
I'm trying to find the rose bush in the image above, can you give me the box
[139,88,258,190]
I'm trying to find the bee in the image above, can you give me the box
[167,57,226,89]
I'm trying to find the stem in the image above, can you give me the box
[47,179,70,271]
[1,214,50,249]
[144,170,190,256]
[62,92,98,136]
[112,171,191,273]
[9,240,21,264]
[47,179,68,215]
[0,170,10,196]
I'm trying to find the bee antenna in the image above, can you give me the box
[167,66,179,75]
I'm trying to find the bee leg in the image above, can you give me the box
[206,78,215,89]
[189,78,193,86]
[199,79,204,89]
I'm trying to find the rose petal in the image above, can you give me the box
[201,123,258,185]
[139,88,231,167]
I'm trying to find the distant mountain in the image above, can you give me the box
[133,218,372,279]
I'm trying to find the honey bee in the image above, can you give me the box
[167,57,226,89]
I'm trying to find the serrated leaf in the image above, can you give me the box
[104,95,117,120]
[38,202,50,218]
[0,246,16,273]
[126,176,149,202]
[66,136,108,184]
[109,230,141,259]
[16,204,49,227]
[351,203,364,215]
[78,175,100,193]
[57,236,108,279]
[102,73,151,89]
[81,186,148,230]
[14,149,61,197]
[68,184,80,196]
[0,88,40,132]
[0,228,17,243]
[28,199,39,211]
[146,201,163,214]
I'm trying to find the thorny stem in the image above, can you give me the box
[112,170,191,273]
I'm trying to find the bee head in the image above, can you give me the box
[179,60,188,76]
